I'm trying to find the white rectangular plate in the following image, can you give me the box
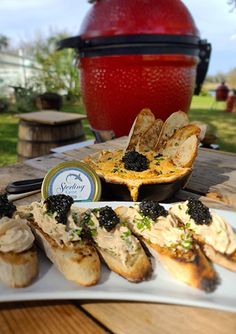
[0,202,236,312]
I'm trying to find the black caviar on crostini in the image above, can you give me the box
[44,194,74,225]
[187,198,212,225]
[139,200,168,220]
[98,206,120,232]
[0,193,16,219]
[122,150,149,172]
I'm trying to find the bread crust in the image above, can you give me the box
[136,119,163,153]
[161,124,201,157]
[0,246,38,288]
[97,246,152,283]
[172,135,199,168]
[146,241,219,292]
[124,108,155,152]
[155,111,189,150]
[203,244,236,272]
[29,221,100,286]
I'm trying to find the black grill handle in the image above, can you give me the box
[57,36,83,51]
[194,40,212,95]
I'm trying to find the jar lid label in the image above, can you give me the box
[41,161,101,202]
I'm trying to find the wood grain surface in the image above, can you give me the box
[0,301,109,334]
[16,111,87,125]
[0,137,236,334]
[81,302,236,334]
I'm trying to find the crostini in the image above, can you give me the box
[0,194,38,288]
[18,194,100,286]
[116,201,219,292]
[169,198,236,271]
[79,205,152,282]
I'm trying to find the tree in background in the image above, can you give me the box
[20,31,80,101]
[0,35,9,50]
[227,68,236,87]
[206,68,236,89]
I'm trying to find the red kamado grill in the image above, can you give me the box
[59,0,211,141]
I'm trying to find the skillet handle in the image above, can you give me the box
[6,178,44,194]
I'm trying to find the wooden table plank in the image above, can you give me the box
[24,153,78,172]
[0,301,110,334]
[174,189,236,211]
[0,163,45,194]
[81,302,236,334]
[16,111,87,125]
[185,149,236,206]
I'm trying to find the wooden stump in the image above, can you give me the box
[17,119,86,160]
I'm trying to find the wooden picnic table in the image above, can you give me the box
[0,137,236,334]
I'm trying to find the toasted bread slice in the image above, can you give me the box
[161,124,201,157]
[17,196,101,286]
[191,121,208,141]
[155,111,189,150]
[136,119,163,153]
[203,244,236,272]
[115,205,219,292]
[172,135,199,168]
[98,246,152,282]
[29,220,100,286]
[0,214,38,288]
[169,200,236,272]
[146,241,219,292]
[82,209,152,282]
[0,247,38,288]
[124,108,155,152]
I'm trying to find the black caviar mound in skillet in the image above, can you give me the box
[187,198,212,225]
[0,193,16,219]
[98,206,120,231]
[122,150,149,172]
[44,194,74,225]
[139,200,168,220]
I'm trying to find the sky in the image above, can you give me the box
[0,0,235,75]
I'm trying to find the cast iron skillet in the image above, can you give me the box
[6,171,191,202]
[100,170,192,202]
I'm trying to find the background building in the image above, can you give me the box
[0,50,41,96]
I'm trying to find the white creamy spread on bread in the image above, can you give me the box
[90,213,140,265]
[169,201,236,255]
[20,202,82,247]
[0,216,34,253]
[119,206,191,251]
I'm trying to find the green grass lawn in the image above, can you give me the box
[189,96,236,153]
[0,96,235,167]
[0,113,18,166]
